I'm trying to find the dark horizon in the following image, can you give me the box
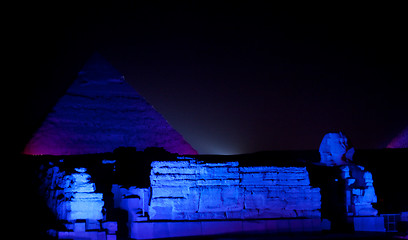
[16,3,407,155]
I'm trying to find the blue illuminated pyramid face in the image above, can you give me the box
[24,53,197,155]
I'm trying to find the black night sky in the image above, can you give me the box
[17,3,407,154]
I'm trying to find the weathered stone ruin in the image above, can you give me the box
[314,132,382,232]
[34,152,324,239]
[28,132,387,239]
[22,54,407,239]
[148,160,320,220]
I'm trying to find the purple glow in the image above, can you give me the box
[24,54,197,155]
[387,126,408,149]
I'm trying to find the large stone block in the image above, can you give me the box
[73,192,103,200]
[151,179,197,187]
[197,179,239,186]
[244,190,268,209]
[148,206,173,220]
[68,210,103,221]
[198,187,223,211]
[352,216,385,232]
[151,186,190,198]
[221,186,244,211]
[150,174,197,181]
[151,161,191,168]
[152,167,196,175]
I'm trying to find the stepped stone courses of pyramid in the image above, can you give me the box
[24,53,197,155]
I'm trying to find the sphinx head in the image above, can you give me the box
[319,132,355,166]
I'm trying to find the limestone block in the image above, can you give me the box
[60,172,96,193]
[240,166,280,173]
[68,210,103,221]
[65,182,96,193]
[199,187,223,211]
[241,209,260,219]
[264,172,279,179]
[86,219,101,230]
[202,162,239,167]
[151,179,197,187]
[121,198,143,221]
[225,211,243,219]
[70,200,104,213]
[198,166,239,179]
[73,192,103,200]
[148,206,173,220]
[258,209,287,218]
[102,221,118,234]
[58,231,106,240]
[352,216,385,232]
[363,171,374,185]
[244,190,268,209]
[74,222,86,232]
[264,198,287,209]
[171,211,197,220]
[267,186,286,198]
[285,199,320,211]
[107,235,116,240]
[151,161,190,168]
[221,186,244,211]
[197,179,239,186]
[173,197,199,213]
[355,204,378,216]
[295,210,321,218]
[151,174,197,181]
[227,167,239,173]
[285,188,319,202]
[72,172,91,184]
[152,167,196,175]
[151,186,189,198]
[198,212,227,219]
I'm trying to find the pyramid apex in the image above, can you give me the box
[79,52,123,78]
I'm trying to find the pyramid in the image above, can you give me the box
[387,126,408,149]
[24,53,198,155]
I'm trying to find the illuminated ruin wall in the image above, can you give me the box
[44,158,321,223]
[31,149,391,239]
[148,159,321,220]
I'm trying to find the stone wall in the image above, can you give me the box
[44,166,104,221]
[148,159,321,220]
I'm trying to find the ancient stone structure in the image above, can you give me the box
[148,160,320,220]
[41,165,117,239]
[23,54,403,238]
[24,53,197,156]
[319,132,354,166]
[41,156,322,239]
[317,132,383,232]
[29,132,393,239]
[55,167,104,221]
